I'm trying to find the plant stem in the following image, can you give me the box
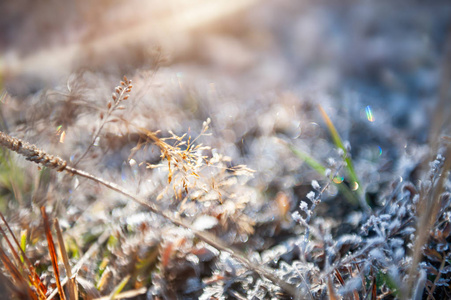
[0,130,298,297]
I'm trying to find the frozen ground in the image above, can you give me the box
[1,1,451,299]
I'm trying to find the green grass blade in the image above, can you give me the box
[109,275,130,300]
[287,144,326,175]
[318,105,360,191]
[286,142,359,205]
[19,230,27,263]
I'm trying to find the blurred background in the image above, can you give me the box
[2,0,450,123]
[1,0,451,197]
[2,0,451,194]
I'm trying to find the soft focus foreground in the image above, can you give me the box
[1,1,451,299]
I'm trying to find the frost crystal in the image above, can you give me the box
[299,201,309,211]
[344,141,351,152]
[327,157,336,166]
[292,211,303,222]
[311,180,321,190]
[336,234,362,249]
[369,248,385,261]
[325,168,332,177]
[306,191,316,201]
[339,277,361,295]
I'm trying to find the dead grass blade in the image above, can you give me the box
[54,218,78,300]
[41,207,67,300]
[0,223,24,273]
[0,212,47,298]
[0,246,38,299]
[371,275,377,300]
[334,269,345,286]
[93,287,147,300]
[326,275,338,300]
[47,230,111,300]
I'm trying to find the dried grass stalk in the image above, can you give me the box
[54,218,78,300]
[41,207,67,300]
[0,130,298,297]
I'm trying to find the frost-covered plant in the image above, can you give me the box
[73,76,133,167]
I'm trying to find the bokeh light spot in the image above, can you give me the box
[333,176,344,184]
[366,106,375,122]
